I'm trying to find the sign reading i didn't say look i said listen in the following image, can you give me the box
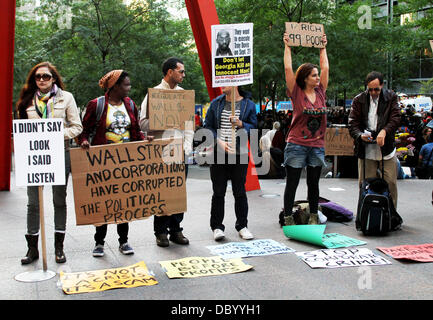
[13,119,65,187]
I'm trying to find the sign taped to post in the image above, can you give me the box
[324,127,354,156]
[211,23,253,87]
[70,139,186,226]
[147,88,195,131]
[13,119,65,186]
[60,261,158,294]
[285,22,325,48]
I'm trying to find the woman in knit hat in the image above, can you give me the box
[78,70,144,257]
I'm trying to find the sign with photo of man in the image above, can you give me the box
[211,23,253,87]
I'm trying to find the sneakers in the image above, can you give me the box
[213,229,225,241]
[119,243,134,255]
[92,244,104,257]
[239,227,254,240]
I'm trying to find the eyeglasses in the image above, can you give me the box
[35,74,53,81]
[176,69,185,74]
[368,87,381,92]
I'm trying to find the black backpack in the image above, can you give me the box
[356,160,403,235]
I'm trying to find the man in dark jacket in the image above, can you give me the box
[348,71,401,208]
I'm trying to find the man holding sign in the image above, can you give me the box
[139,57,193,247]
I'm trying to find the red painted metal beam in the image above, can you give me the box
[185,0,222,101]
[0,0,16,191]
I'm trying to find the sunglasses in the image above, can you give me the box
[35,73,53,81]
[368,87,381,92]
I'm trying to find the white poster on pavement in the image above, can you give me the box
[13,119,65,186]
[295,248,392,269]
[207,239,295,259]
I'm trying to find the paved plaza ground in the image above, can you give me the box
[1,164,433,306]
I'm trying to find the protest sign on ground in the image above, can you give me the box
[377,244,433,262]
[211,23,253,87]
[13,119,65,186]
[206,239,295,259]
[296,248,392,269]
[159,256,253,279]
[147,88,195,131]
[70,139,186,226]
[60,261,157,294]
[285,22,325,48]
[283,225,366,249]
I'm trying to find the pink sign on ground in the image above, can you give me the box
[377,244,433,262]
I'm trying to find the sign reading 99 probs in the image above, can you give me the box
[211,23,253,87]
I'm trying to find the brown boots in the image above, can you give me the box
[21,233,66,264]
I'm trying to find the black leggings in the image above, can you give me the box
[283,165,322,216]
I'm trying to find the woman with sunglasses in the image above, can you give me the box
[16,62,83,264]
[79,70,144,257]
[280,32,329,226]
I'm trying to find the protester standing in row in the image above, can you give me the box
[79,70,144,257]
[139,57,193,247]
[17,62,83,264]
[348,71,401,208]
[281,33,329,226]
[419,132,433,179]
[204,86,257,241]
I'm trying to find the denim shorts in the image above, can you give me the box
[283,142,326,168]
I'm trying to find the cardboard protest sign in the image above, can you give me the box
[377,244,433,262]
[324,127,354,156]
[60,261,157,294]
[283,225,366,249]
[285,22,325,48]
[296,248,392,269]
[211,23,253,87]
[12,119,65,186]
[147,88,195,131]
[206,239,295,259]
[70,139,186,226]
[159,256,253,279]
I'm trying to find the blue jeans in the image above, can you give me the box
[283,142,326,168]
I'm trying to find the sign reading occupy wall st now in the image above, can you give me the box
[70,139,186,226]
[13,119,65,187]
[147,88,195,131]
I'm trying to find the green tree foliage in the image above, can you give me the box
[13,0,208,115]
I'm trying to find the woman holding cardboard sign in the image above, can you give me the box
[281,32,329,226]
[17,62,83,264]
[79,70,144,257]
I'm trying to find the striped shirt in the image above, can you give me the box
[219,100,241,145]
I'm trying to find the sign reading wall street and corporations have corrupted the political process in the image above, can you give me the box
[212,23,253,87]
[13,119,65,187]
[70,139,186,226]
